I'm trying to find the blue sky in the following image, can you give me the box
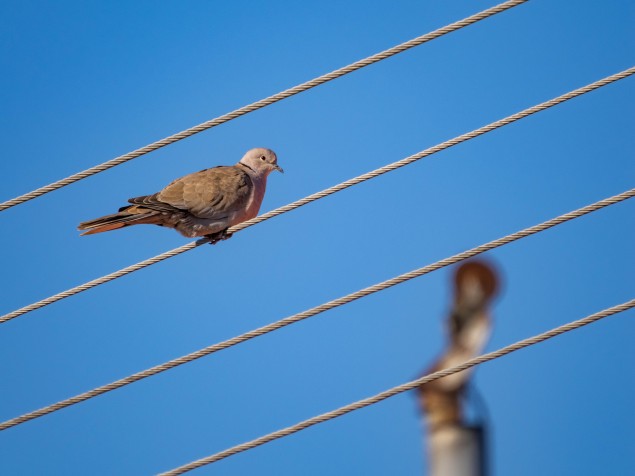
[1,1,633,475]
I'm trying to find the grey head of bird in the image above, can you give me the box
[238,148,283,176]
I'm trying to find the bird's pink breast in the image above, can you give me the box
[232,174,267,225]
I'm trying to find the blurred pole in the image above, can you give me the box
[418,261,498,476]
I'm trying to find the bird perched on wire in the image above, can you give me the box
[78,148,283,243]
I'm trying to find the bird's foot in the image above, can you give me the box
[205,229,233,245]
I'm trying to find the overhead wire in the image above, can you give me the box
[1,188,632,431]
[1,66,633,325]
[158,299,635,475]
[0,0,528,212]
[0,2,630,472]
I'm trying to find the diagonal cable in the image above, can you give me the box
[0,188,632,431]
[1,66,633,325]
[158,299,635,475]
[0,0,528,212]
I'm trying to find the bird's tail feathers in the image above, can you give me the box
[78,208,160,236]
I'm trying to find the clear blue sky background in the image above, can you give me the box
[1,1,633,475]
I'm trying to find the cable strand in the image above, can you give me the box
[1,66,633,325]
[158,299,635,475]
[0,188,632,431]
[0,0,528,212]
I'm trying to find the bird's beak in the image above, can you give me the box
[273,164,284,174]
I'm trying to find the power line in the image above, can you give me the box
[2,66,633,325]
[1,188,632,432]
[158,299,635,475]
[0,0,528,212]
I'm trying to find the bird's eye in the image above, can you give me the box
[260,155,266,161]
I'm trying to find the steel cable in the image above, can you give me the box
[2,66,633,325]
[0,188,632,431]
[159,299,635,475]
[0,0,528,212]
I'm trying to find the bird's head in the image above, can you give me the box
[239,148,283,176]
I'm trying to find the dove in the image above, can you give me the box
[78,148,283,243]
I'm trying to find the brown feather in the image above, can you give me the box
[80,222,127,235]
[78,208,160,235]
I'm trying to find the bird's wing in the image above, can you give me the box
[130,166,253,220]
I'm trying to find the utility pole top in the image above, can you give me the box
[418,260,499,476]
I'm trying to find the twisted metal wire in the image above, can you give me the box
[159,299,635,475]
[0,0,528,212]
[230,65,635,234]
[2,66,633,325]
[0,188,632,431]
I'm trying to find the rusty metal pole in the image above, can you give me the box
[418,261,498,476]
